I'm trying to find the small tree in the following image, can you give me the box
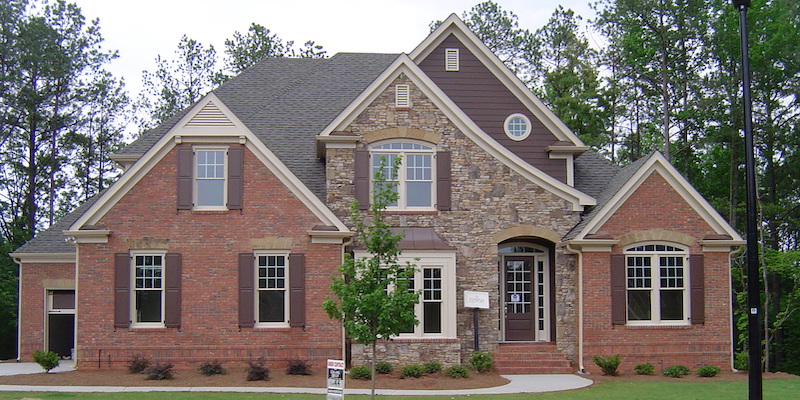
[323,156,419,400]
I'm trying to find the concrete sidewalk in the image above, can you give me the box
[0,362,593,394]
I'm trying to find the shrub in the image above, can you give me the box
[246,358,270,381]
[469,351,493,373]
[375,361,393,374]
[592,354,620,376]
[634,363,655,375]
[286,360,313,375]
[400,364,425,378]
[663,365,691,378]
[349,364,371,380]
[199,360,226,376]
[144,362,174,380]
[444,364,470,378]
[32,350,60,373]
[423,361,442,374]
[128,354,151,374]
[697,365,721,377]
[734,351,748,371]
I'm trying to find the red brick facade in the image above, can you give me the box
[18,263,75,360]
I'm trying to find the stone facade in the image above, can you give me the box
[326,75,582,365]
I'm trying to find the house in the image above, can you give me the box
[11,15,743,374]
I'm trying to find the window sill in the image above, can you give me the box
[253,324,291,331]
[624,324,692,330]
[128,324,167,331]
[190,209,231,215]
[382,337,458,343]
[384,210,438,215]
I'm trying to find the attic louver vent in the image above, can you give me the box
[185,102,235,127]
[395,84,410,108]
[445,48,459,71]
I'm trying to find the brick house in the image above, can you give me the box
[11,15,742,374]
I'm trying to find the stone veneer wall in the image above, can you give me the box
[326,75,582,365]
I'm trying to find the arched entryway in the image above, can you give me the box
[499,240,554,342]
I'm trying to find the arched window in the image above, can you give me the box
[624,243,689,324]
[370,141,436,209]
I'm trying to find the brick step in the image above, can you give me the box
[493,342,573,374]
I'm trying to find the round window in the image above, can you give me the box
[504,113,532,140]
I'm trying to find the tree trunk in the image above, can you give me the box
[370,341,377,400]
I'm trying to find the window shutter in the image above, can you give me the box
[177,148,193,209]
[354,150,370,210]
[690,254,705,325]
[238,253,255,328]
[164,253,182,328]
[610,254,626,325]
[436,151,451,211]
[227,147,244,210]
[289,253,306,328]
[114,253,130,328]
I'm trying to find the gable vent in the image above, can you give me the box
[185,102,235,127]
[445,48,459,71]
[395,84,410,108]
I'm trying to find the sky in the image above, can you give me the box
[69,0,599,97]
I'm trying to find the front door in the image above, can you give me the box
[503,249,550,341]
[47,290,75,358]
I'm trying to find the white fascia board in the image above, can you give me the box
[9,252,76,264]
[575,153,743,240]
[322,55,594,211]
[70,93,350,234]
[409,15,585,147]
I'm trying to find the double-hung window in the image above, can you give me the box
[195,147,227,208]
[371,141,435,210]
[625,244,689,325]
[132,253,164,326]
[256,253,289,326]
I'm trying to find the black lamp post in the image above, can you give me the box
[731,1,761,399]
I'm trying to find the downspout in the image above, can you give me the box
[564,243,584,373]
[339,234,354,365]
[729,247,739,372]
[13,257,22,362]
[70,237,78,369]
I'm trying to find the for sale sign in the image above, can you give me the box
[326,359,345,400]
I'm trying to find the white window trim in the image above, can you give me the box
[445,48,459,71]
[254,251,290,328]
[624,243,690,326]
[370,140,437,211]
[193,145,229,211]
[503,113,532,141]
[395,84,411,108]
[46,289,75,315]
[130,250,166,328]
[353,250,457,339]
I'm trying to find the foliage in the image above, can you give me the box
[323,155,419,399]
[127,354,151,374]
[697,365,720,377]
[198,360,226,376]
[349,365,371,380]
[245,358,270,381]
[734,351,748,371]
[399,364,425,378]
[375,362,393,374]
[32,350,60,373]
[144,362,174,380]
[469,352,493,373]
[423,361,442,374]
[634,363,654,375]
[662,365,690,378]
[221,23,326,76]
[444,364,470,378]
[286,360,312,376]
[592,355,620,376]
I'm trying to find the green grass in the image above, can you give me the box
[0,379,797,400]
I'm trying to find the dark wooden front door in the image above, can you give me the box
[504,256,535,341]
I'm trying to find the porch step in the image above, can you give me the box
[493,342,573,374]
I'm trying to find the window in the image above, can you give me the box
[177,146,243,210]
[504,113,532,141]
[132,254,164,325]
[445,48,459,71]
[195,147,227,208]
[256,253,289,326]
[395,84,410,108]
[371,141,435,210]
[625,244,689,325]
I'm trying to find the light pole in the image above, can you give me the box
[731,1,761,399]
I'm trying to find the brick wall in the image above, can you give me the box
[581,172,732,374]
[73,146,343,370]
[18,263,75,361]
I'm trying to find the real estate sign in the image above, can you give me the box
[326,359,345,400]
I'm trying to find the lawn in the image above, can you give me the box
[0,379,797,400]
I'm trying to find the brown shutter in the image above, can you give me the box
[164,253,182,328]
[611,254,626,325]
[436,151,451,211]
[114,253,130,328]
[227,146,244,210]
[289,253,306,328]
[690,254,705,325]
[354,150,370,210]
[177,148,193,209]
[238,253,255,328]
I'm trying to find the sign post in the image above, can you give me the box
[326,359,345,400]
[464,291,489,352]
